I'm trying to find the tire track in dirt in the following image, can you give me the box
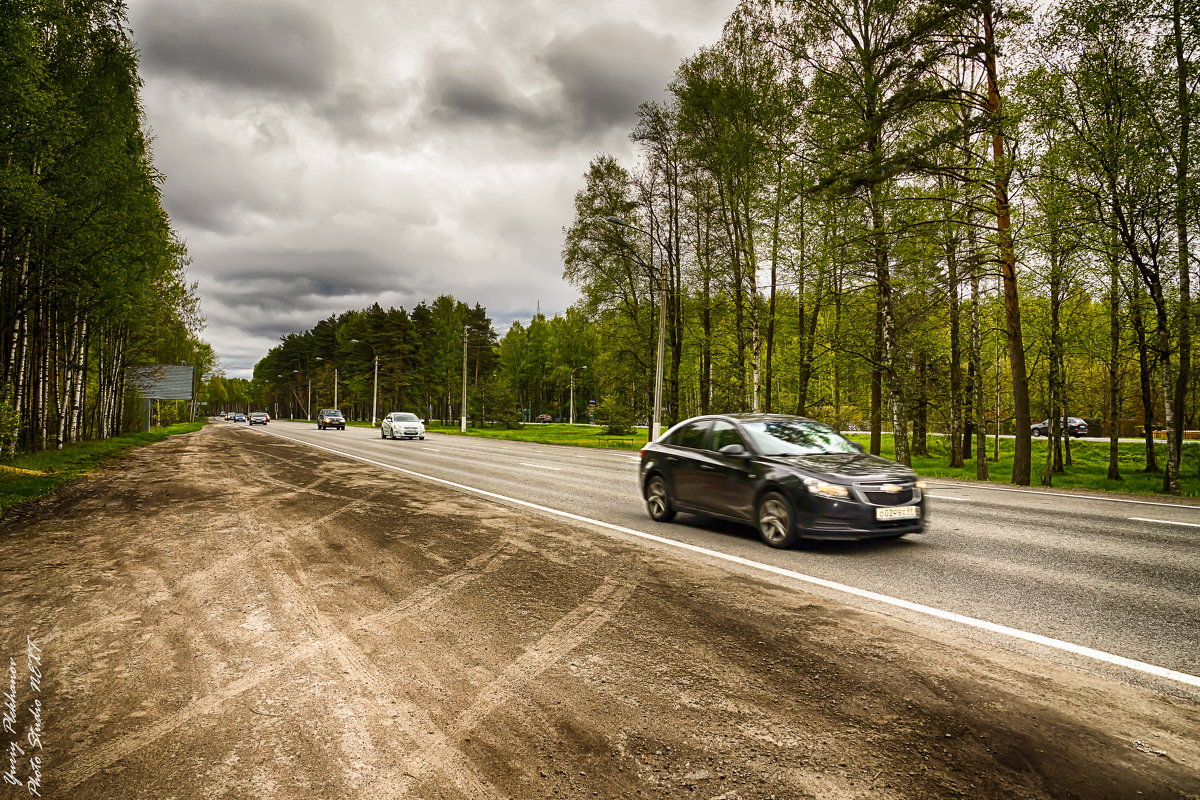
[264,558,509,799]
[384,575,638,798]
[55,542,514,792]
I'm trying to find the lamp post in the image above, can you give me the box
[569,365,587,425]
[293,369,311,419]
[605,216,666,440]
[315,357,339,409]
[351,339,379,425]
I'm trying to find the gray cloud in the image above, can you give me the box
[542,21,684,135]
[135,0,338,96]
[126,0,739,378]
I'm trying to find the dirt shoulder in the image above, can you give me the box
[1,424,1197,800]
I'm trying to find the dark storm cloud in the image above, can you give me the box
[542,21,683,135]
[423,50,536,128]
[136,0,337,96]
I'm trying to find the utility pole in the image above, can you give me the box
[333,367,338,409]
[461,325,468,432]
[371,355,379,426]
[458,323,468,431]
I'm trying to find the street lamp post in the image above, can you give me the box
[569,365,587,425]
[605,216,666,440]
[351,339,379,425]
[315,358,339,409]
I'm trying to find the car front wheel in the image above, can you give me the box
[757,491,797,549]
[645,475,675,522]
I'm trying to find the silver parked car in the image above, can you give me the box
[381,412,425,440]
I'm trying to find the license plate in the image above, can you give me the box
[876,506,919,521]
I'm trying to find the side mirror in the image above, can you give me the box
[719,443,748,457]
[850,442,865,453]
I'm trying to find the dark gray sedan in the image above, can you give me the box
[639,414,927,547]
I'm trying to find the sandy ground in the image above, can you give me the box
[0,423,1198,800]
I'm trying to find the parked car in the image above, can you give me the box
[248,412,269,425]
[317,409,346,430]
[639,414,926,548]
[1031,417,1088,437]
[534,414,554,423]
[381,412,425,440]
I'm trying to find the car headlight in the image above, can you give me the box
[803,477,850,499]
[916,480,927,489]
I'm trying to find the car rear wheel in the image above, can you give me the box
[757,492,797,549]
[645,475,675,522]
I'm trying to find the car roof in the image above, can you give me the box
[682,413,824,425]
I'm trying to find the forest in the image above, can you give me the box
[560,0,1198,493]
[0,0,209,455]
[256,0,1196,494]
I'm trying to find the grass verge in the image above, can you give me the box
[844,433,1199,498]
[425,422,650,450]
[0,421,206,515]
[427,423,1196,497]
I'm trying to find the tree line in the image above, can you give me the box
[559,0,1196,493]
[0,0,207,454]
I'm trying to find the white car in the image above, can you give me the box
[381,412,425,440]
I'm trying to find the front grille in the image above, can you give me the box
[863,489,915,506]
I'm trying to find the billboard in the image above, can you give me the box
[129,365,195,401]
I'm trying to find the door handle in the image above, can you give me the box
[700,464,716,471]
[666,456,679,463]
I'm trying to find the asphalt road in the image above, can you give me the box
[247,420,1200,700]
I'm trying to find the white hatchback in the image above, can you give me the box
[382,412,425,440]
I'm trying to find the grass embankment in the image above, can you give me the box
[425,423,1196,497]
[425,422,650,450]
[844,433,1199,498]
[0,421,206,514]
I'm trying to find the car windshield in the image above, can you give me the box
[320,410,342,417]
[396,413,419,422]
[741,420,859,456]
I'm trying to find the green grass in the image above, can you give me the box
[843,433,1199,498]
[425,422,650,450]
[0,421,206,514]
[426,423,1196,497]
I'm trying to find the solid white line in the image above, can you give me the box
[928,494,971,502]
[925,480,1200,509]
[519,463,561,471]
[1129,517,1200,529]
[422,447,443,452]
[254,428,1200,689]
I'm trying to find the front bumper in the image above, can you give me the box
[795,486,926,540]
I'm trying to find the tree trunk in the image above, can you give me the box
[983,2,1032,485]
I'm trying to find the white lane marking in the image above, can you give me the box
[928,494,971,502]
[1129,517,1200,529]
[254,428,1200,689]
[519,463,561,471]
[925,480,1200,510]
[423,447,443,452]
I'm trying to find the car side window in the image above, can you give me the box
[710,420,746,452]
[675,420,710,450]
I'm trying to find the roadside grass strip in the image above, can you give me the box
[258,428,1200,690]
[0,421,206,515]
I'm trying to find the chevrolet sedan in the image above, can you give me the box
[639,414,926,548]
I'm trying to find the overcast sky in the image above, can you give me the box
[125,0,737,378]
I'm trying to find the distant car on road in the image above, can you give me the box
[317,409,346,430]
[640,414,926,548]
[381,412,425,440]
[1031,417,1088,438]
[534,414,554,423]
[234,414,246,422]
[248,412,269,425]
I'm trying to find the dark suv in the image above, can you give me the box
[1031,417,1087,438]
[640,414,926,548]
[317,409,346,430]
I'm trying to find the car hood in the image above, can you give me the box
[762,452,916,483]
